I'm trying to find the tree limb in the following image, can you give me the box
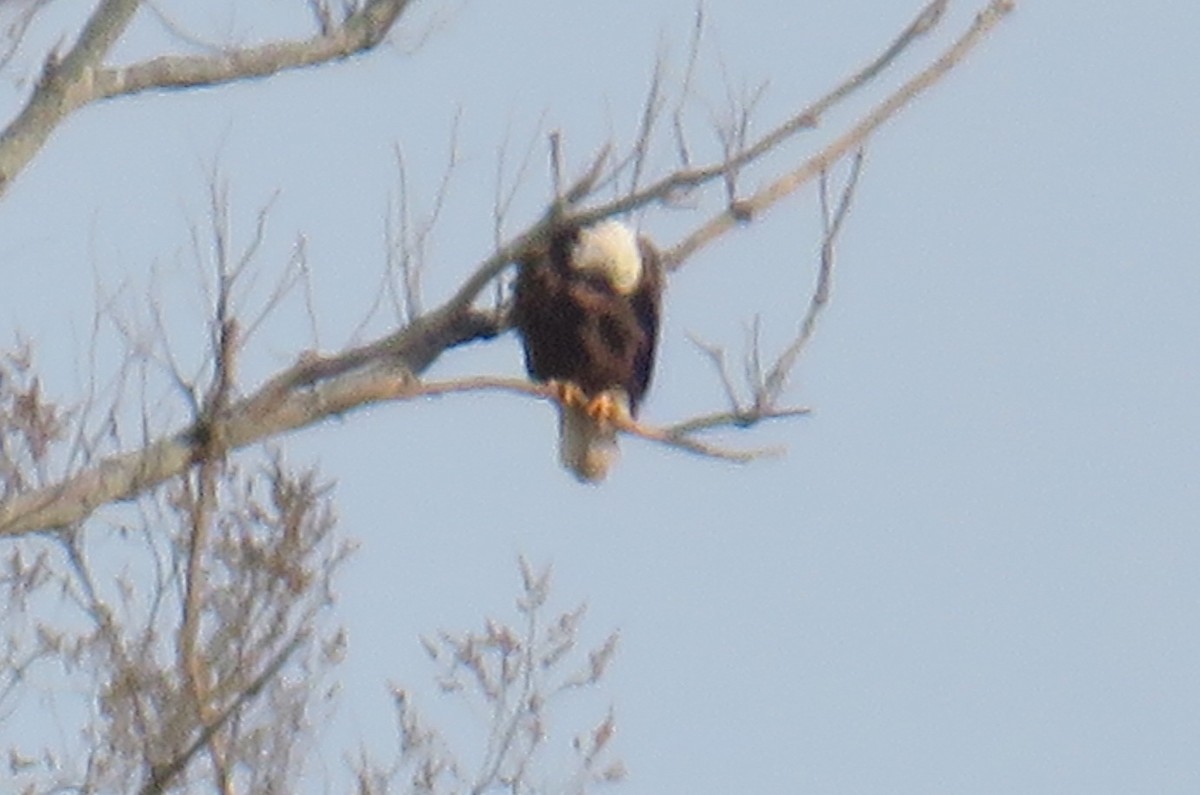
[0,0,141,192]
[0,0,414,197]
[0,305,503,538]
[94,0,413,100]
[369,375,802,465]
[139,634,306,795]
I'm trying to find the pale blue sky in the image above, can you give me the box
[2,1,1198,792]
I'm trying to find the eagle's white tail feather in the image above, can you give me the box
[558,395,626,483]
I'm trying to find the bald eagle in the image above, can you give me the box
[513,219,664,482]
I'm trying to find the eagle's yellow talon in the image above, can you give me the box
[584,393,624,425]
[566,384,588,409]
[548,379,588,410]
[584,394,607,421]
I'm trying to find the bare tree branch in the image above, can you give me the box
[0,0,415,197]
[178,226,241,795]
[0,0,141,192]
[144,1,227,54]
[627,49,666,198]
[688,332,744,411]
[666,0,1014,266]
[493,111,549,250]
[670,4,706,171]
[762,150,866,404]
[374,375,802,464]
[96,0,413,99]
[0,305,502,537]
[139,634,306,795]
[444,0,1013,318]
[361,560,625,793]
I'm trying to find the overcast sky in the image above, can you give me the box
[2,1,1198,792]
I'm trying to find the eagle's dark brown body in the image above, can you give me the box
[514,224,663,411]
[513,221,664,481]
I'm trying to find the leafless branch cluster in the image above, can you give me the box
[355,558,624,795]
[0,343,66,499]
[2,174,345,793]
[358,123,464,337]
[2,451,348,794]
[0,0,1014,537]
[684,149,867,440]
[0,1,1015,791]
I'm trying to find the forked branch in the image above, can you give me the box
[139,635,306,795]
[0,0,415,196]
[0,0,1015,537]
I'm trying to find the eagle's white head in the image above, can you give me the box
[570,219,643,295]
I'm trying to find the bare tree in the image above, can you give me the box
[354,559,624,795]
[0,1,1014,792]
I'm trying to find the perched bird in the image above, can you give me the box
[513,219,664,482]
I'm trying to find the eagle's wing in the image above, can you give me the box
[514,252,577,383]
[628,237,665,412]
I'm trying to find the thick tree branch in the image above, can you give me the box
[0,306,502,538]
[0,0,141,192]
[0,0,413,197]
[94,0,413,99]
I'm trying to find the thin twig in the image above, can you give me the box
[144,1,228,54]
[671,3,706,170]
[494,111,549,249]
[687,332,743,411]
[763,149,865,402]
[628,51,666,198]
[549,130,565,209]
[140,634,306,795]
[180,234,241,794]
